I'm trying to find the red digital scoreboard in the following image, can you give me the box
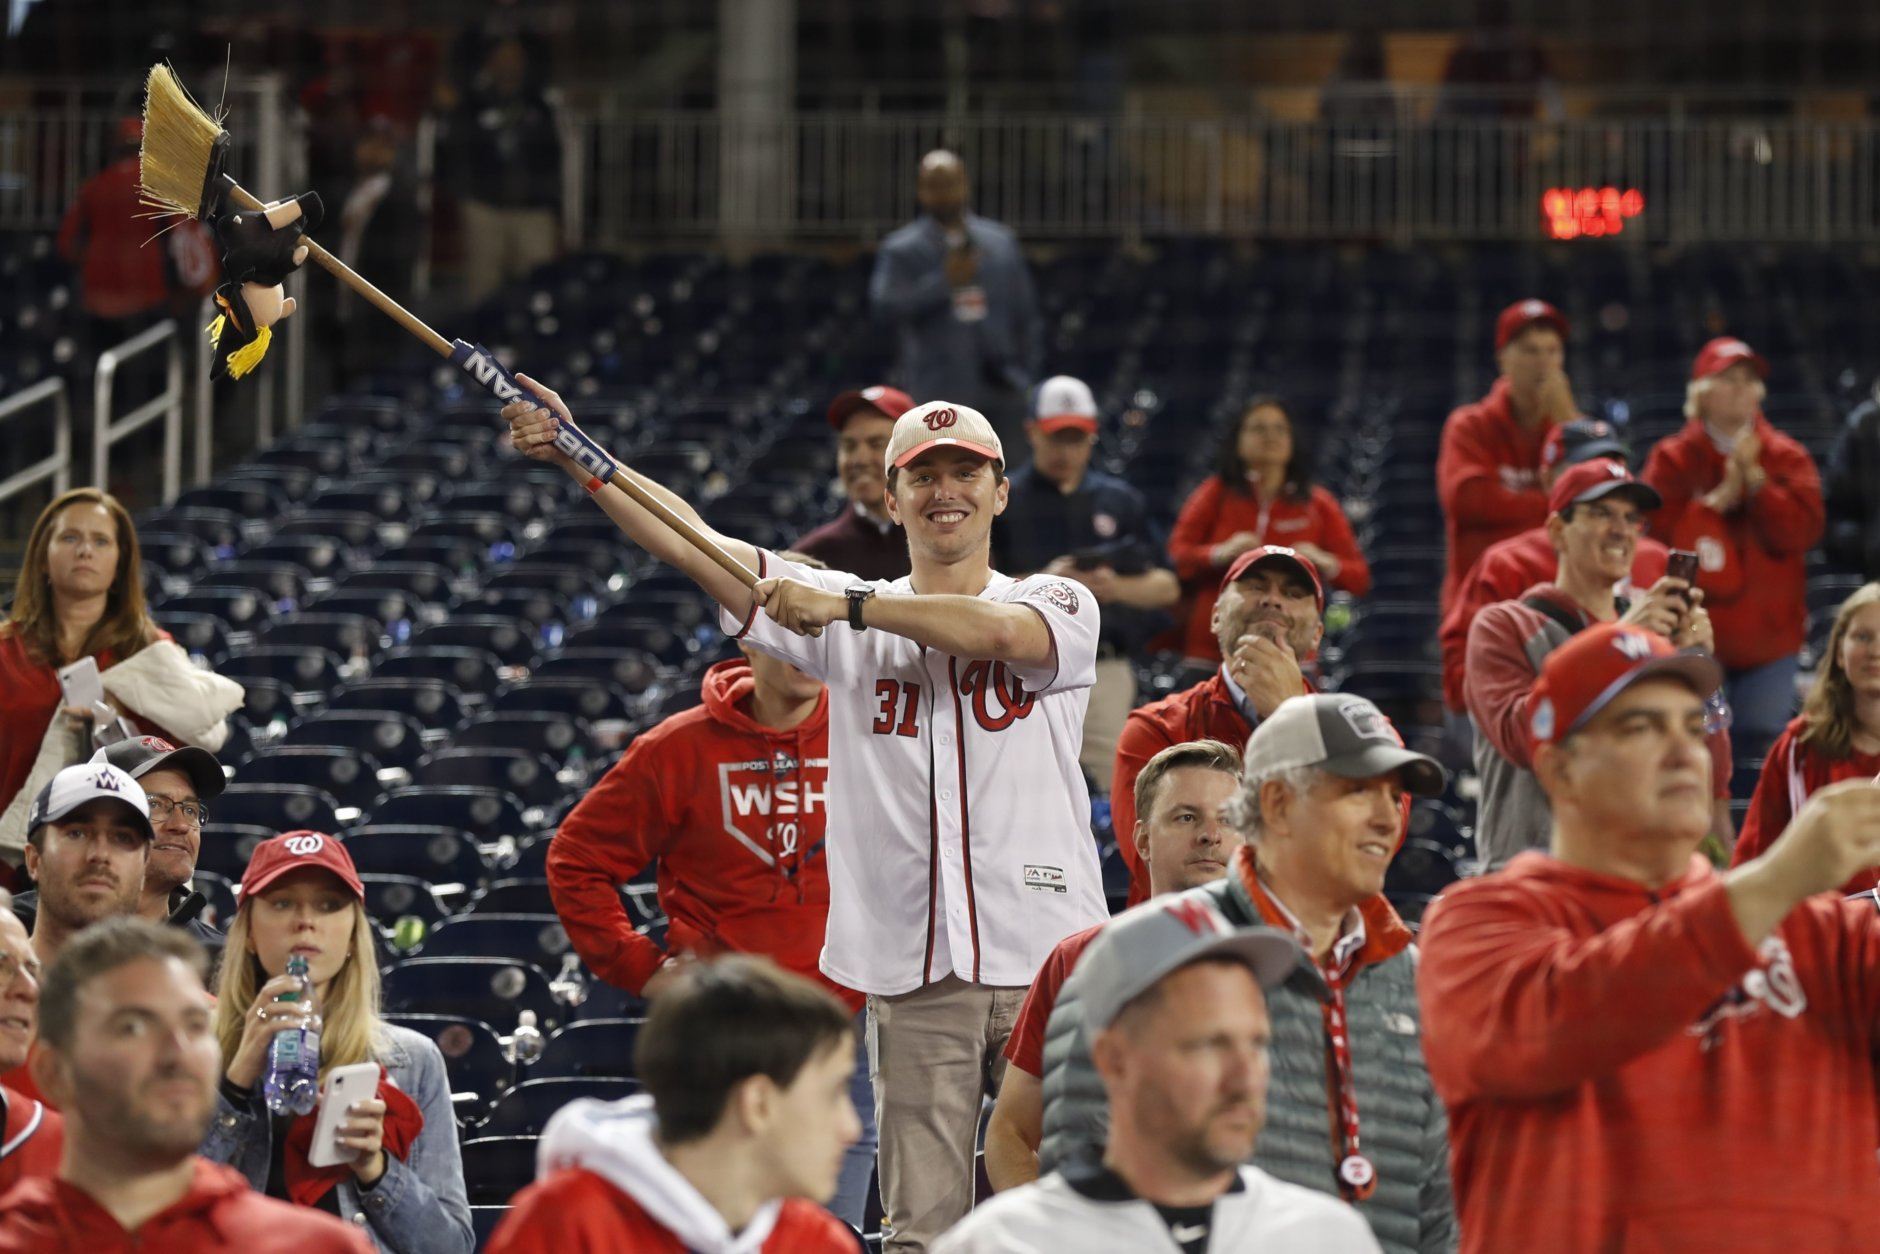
[1542,186,1646,239]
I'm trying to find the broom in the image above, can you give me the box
[138,64,759,590]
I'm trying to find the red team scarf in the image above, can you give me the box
[283,1068,424,1206]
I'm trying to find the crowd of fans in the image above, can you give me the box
[4,144,1880,1254]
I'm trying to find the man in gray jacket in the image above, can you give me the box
[1038,693,1459,1254]
[869,150,1042,452]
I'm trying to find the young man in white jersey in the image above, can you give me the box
[504,381,1109,1252]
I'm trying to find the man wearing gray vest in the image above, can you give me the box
[1037,693,1458,1254]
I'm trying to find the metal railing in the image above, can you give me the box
[94,319,183,501]
[0,378,71,508]
[566,110,1880,246]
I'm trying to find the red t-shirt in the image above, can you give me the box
[1002,924,1104,1077]
[0,1087,61,1197]
[488,1167,855,1253]
[1730,715,1880,893]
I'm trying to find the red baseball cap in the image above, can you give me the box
[239,830,365,901]
[1528,623,1722,746]
[1495,299,1569,351]
[1547,459,1663,517]
[1690,337,1768,382]
[1221,545,1325,612]
[827,385,915,431]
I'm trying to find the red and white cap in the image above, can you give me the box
[1495,299,1569,351]
[239,830,365,901]
[1690,337,1768,382]
[1527,623,1722,746]
[826,385,915,431]
[884,400,1004,472]
[1030,375,1099,434]
[1221,545,1325,612]
[1546,459,1662,517]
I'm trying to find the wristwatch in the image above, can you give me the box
[846,585,876,631]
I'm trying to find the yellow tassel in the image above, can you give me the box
[205,314,271,380]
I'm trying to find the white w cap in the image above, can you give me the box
[1031,375,1098,433]
[883,400,1004,473]
[28,762,155,843]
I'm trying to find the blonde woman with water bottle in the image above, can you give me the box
[204,831,472,1253]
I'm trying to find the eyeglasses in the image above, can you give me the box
[146,796,208,827]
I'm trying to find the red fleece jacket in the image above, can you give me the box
[547,659,860,1011]
[1418,853,1880,1253]
[1167,477,1369,661]
[1437,379,1556,616]
[1438,526,1669,711]
[1641,415,1824,670]
[1730,715,1880,894]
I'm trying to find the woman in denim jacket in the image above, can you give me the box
[202,831,472,1254]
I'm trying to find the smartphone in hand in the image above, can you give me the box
[1666,549,1699,586]
[307,1062,382,1169]
[56,656,104,711]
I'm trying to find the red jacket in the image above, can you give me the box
[1641,415,1824,670]
[1109,671,1260,908]
[1166,477,1369,662]
[57,156,217,321]
[1418,853,1880,1253]
[1437,379,1555,617]
[0,1087,60,1198]
[1438,526,1669,711]
[0,1157,371,1252]
[1730,715,1880,893]
[548,659,860,1011]
[489,1167,854,1254]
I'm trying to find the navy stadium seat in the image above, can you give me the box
[533,1018,646,1080]
[283,709,430,772]
[253,612,381,657]
[188,869,239,930]
[489,676,640,724]
[244,534,359,580]
[333,561,456,605]
[382,957,562,1032]
[327,677,468,727]
[423,913,576,974]
[529,649,664,699]
[344,825,490,887]
[385,1014,514,1120]
[460,1140,538,1207]
[233,746,384,814]
[452,711,594,764]
[193,823,276,881]
[271,509,382,551]
[154,610,231,665]
[415,749,565,808]
[213,784,341,836]
[408,616,536,667]
[221,645,345,694]
[372,646,504,696]
[360,873,448,931]
[198,559,310,604]
[158,586,277,632]
[479,1078,641,1137]
[471,878,556,915]
[367,787,530,841]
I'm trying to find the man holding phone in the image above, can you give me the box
[994,376,1180,791]
[1465,461,1734,868]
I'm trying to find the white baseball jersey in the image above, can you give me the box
[720,550,1109,996]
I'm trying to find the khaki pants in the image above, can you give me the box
[460,200,560,303]
[868,976,1026,1252]
[1080,656,1137,793]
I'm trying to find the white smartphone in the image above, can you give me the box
[56,656,104,710]
[307,1062,382,1168]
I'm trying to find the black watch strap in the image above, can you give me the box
[846,586,874,631]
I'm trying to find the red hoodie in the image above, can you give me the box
[0,1157,370,1252]
[1167,477,1370,661]
[1418,853,1880,1253]
[1730,715,1880,894]
[1437,379,1556,617]
[1438,525,1669,712]
[548,659,860,1011]
[1641,415,1824,670]
[490,1167,853,1253]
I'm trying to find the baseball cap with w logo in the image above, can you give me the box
[28,762,154,843]
[239,830,365,901]
[1527,622,1722,746]
[884,400,1004,472]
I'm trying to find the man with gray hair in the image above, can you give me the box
[1037,693,1458,1254]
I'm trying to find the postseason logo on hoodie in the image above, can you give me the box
[716,753,830,865]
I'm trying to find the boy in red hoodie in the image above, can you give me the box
[548,559,875,1227]
[488,956,858,1254]
[1420,623,1880,1254]
[1642,336,1824,737]
[1436,299,1583,618]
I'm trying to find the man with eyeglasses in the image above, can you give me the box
[9,739,226,963]
[1464,462,1732,868]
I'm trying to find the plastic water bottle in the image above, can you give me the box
[263,954,321,1116]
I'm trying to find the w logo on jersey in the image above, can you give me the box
[959,661,1036,732]
[923,407,958,431]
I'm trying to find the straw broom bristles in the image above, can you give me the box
[139,64,226,220]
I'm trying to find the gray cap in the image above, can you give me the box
[1246,693,1447,798]
[90,735,226,800]
[1077,892,1302,1032]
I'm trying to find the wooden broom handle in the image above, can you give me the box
[221,181,762,591]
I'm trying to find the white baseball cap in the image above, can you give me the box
[884,400,1004,473]
[1030,375,1098,434]
[28,762,155,843]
